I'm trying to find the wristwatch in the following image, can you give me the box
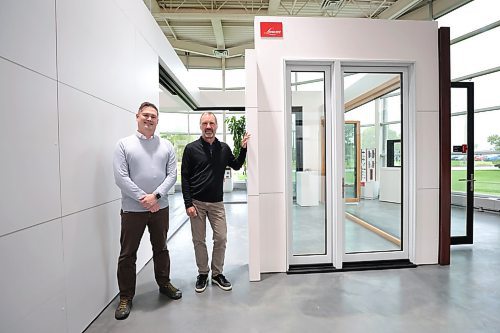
[155,193,161,200]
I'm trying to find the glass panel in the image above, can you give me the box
[451,27,500,79]
[189,69,222,89]
[471,71,500,110]
[384,90,401,122]
[361,126,376,149]
[474,109,500,197]
[225,69,245,89]
[451,88,467,114]
[290,71,326,256]
[343,72,402,254]
[451,102,468,237]
[437,0,500,40]
[345,100,376,124]
[344,122,359,200]
[159,133,198,183]
[157,113,188,133]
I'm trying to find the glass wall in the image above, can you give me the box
[157,110,247,183]
[438,0,500,198]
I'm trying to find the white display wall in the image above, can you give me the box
[0,0,191,332]
[247,16,440,278]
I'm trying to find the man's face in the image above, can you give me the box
[136,106,158,135]
[200,114,218,140]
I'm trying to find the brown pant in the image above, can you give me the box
[117,207,170,299]
[190,200,227,276]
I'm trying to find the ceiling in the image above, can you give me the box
[145,0,471,70]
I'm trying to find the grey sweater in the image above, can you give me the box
[113,132,177,212]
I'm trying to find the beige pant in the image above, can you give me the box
[190,200,227,276]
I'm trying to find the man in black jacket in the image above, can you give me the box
[181,112,250,293]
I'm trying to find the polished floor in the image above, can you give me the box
[86,191,500,333]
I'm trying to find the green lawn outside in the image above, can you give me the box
[451,169,500,196]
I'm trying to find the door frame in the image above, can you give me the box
[284,60,416,269]
[339,65,413,263]
[450,81,474,245]
[285,62,334,266]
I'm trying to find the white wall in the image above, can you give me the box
[248,16,439,274]
[0,0,189,332]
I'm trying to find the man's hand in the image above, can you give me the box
[140,194,157,210]
[241,132,251,148]
[186,206,197,218]
[149,203,160,213]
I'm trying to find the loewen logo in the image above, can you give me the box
[260,22,283,37]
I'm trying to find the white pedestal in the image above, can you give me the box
[361,181,379,199]
[379,167,401,203]
[223,168,233,192]
[296,171,319,206]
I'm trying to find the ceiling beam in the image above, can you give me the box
[226,43,254,58]
[268,0,281,15]
[168,39,252,58]
[152,10,258,21]
[180,56,245,69]
[378,0,422,20]
[169,39,215,57]
[211,19,226,49]
[399,0,472,20]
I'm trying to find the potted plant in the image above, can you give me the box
[224,115,246,191]
[225,115,246,159]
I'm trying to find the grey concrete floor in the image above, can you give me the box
[86,192,500,333]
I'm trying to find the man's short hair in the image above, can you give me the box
[200,112,217,124]
[138,102,158,115]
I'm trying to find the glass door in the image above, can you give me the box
[450,82,474,245]
[341,67,409,262]
[286,64,332,266]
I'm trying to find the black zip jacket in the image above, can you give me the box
[181,137,247,208]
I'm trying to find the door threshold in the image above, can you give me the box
[287,263,337,274]
[287,260,416,274]
[341,259,416,271]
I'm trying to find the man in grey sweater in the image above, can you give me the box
[113,102,181,320]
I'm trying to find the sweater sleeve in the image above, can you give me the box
[113,141,147,201]
[227,146,247,170]
[181,145,193,209]
[154,140,177,197]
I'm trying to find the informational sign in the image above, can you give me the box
[365,148,376,181]
[361,149,367,183]
[452,144,467,153]
[260,22,283,38]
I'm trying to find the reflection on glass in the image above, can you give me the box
[343,72,402,254]
[290,71,326,256]
[344,122,360,201]
[450,87,469,237]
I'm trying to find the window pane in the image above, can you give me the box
[384,90,401,122]
[475,109,500,152]
[437,0,500,40]
[293,72,325,91]
[451,27,500,79]
[471,71,500,110]
[226,69,245,89]
[159,133,198,183]
[451,87,468,114]
[345,100,375,124]
[451,114,467,147]
[158,113,188,133]
[189,69,222,89]
[360,126,376,149]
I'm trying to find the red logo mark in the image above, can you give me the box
[260,22,283,38]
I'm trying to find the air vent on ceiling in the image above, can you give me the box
[320,0,343,10]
